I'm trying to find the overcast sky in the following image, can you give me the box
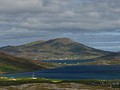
[0,0,120,51]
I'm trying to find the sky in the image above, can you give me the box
[0,0,120,51]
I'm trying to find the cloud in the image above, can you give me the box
[0,0,68,13]
[0,0,120,51]
[0,0,43,13]
[0,0,120,31]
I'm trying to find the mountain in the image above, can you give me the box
[0,38,110,60]
[0,52,46,74]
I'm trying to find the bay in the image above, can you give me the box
[1,65,120,80]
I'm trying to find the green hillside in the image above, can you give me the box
[0,52,45,74]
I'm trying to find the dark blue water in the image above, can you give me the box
[41,60,95,64]
[1,65,120,80]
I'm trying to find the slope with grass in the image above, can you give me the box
[0,52,46,74]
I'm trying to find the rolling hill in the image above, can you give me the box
[0,38,110,60]
[94,52,120,65]
[97,52,120,60]
[0,52,46,74]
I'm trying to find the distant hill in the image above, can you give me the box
[82,52,120,65]
[0,52,46,74]
[0,38,110,60]
[97,52,120,61]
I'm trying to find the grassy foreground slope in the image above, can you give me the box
[0,77,120,90]
[0,52,46,74]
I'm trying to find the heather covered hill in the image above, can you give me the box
[0,38,110,60]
